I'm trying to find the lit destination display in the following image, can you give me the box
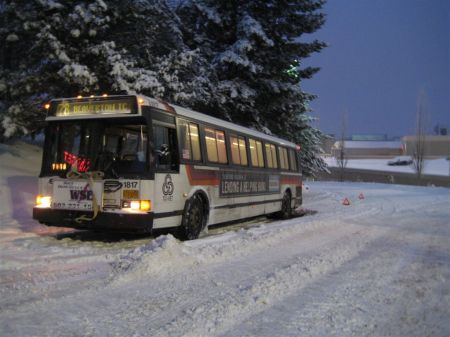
[52,97,137,116]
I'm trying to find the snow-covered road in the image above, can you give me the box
[1,142,450,337]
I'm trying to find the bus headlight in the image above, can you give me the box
[36,195,52,208]
[130,200,140,210]
[122,200,151,212]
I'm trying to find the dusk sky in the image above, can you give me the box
[302,0,450,138]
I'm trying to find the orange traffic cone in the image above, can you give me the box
[342,198,351,206]
[358,193,365,200]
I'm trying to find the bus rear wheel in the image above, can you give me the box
[278,191,292,219]
[178,194,205,240]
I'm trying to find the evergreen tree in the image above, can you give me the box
[0,0,215,138]
[0,0,327,175]
[178,0,327,175]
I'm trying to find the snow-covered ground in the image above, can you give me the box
[1,141,450,337]
[324,156,450,176]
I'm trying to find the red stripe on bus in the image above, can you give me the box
[186,165,219,186]
[280,175,302,185]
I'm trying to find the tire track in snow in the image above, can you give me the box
[149,224,387,337]
[220,216,450,337]
[105,184,393,336]
[0,201,386,337]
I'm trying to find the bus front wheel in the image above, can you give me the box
[178,194,206,240]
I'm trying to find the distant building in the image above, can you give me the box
[351,134,388,141]
[433,124,449,136]
[402,135,450,157]
[331,140,403,158]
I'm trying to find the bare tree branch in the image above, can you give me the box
[335,110,348,181]
[412,90,428,181]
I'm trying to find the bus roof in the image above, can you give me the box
[169,103,298,149]
[46,94,298,149]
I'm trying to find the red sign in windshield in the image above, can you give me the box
[64,151,90,172]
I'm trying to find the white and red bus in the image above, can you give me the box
[33,95,302,239]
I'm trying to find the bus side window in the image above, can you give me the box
[271,144,278,168]
[278,146,289,170]
[265,143,278,169]
[189,124,201,161]
[249,138,264,167]
[238,137,248,165]
[153,125,178,171]
[288,149,298,171]
[230,134,248,166]
[205,127,227,164]
[179,120,201,161]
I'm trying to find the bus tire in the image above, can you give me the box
[178,194,206,240]
[278,190,292,219]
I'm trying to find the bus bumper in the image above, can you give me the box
[33,208,154,233]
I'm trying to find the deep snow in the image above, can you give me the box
[1,141,450,337]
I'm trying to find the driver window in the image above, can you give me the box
[153,124,178,171]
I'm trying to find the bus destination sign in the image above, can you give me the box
[53,98,136,116]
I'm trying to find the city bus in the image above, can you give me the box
[33,94,302,239]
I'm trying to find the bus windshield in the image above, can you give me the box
[41,118,148,178]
